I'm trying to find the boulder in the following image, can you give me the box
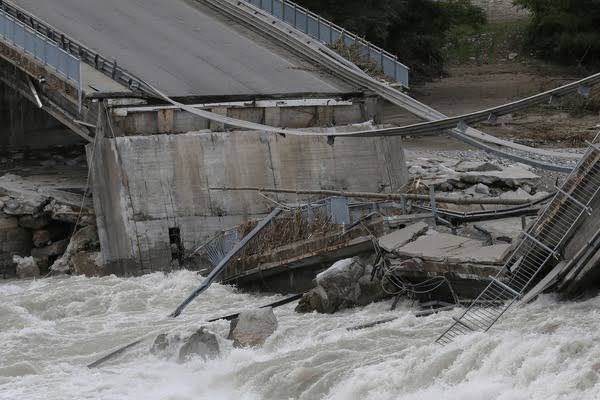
[178,328,220,362]
[13,256,40,279]
[228,308,277,348]
[151,328,220,363]
[32,230,51,248]
[31,239,69,259]
[50,225,100,273]
[31,222,71,248]
[18,214,51,230]
[474,183,490,195]
[296,257,386,314]
[71,251,106,277]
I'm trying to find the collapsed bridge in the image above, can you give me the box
[0,0,597,276]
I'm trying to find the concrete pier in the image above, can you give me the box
[91,102,408,275]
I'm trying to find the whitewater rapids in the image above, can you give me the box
[1,270,599,400]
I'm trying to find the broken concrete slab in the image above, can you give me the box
[460,165,539,188]
[474,217,534,244]
[395,232,511,265]
[378,222,429,253]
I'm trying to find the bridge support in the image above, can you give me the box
[89,101,407,275]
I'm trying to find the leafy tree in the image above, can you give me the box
[514,0,600,65]
[295,0,486,79]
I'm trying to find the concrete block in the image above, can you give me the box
[378,222,429,252]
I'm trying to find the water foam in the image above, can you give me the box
[1,272,599,400]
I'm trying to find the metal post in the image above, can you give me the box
[430,186,437,227]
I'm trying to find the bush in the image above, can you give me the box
[515,0,600,65]
[295,0,486,80]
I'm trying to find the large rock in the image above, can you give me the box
[50,225,100,273]
[151,327,220,363]
[31,239,69,259]
[71,251,106,277]
[228,308,278,348]
[31,223,71,248]
[296,257,387,314]
[18,214,51,230]
[13,256,40,279]
[178,328,220,362]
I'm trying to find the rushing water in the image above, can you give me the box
[1,271,600,400]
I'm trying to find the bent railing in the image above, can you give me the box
[0,7,79,83]
[243,0,410,88]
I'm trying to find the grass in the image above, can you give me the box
[444,19,530,66]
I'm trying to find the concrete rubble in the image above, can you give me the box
[0,152,98,277]
[377,222,429,253]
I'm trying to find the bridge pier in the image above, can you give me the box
[89,100,408,275]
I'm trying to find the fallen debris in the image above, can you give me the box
[394,233,511,265]
[377,222,428,253]
[296,257,386,314]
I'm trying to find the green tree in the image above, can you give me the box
[514,0,600,65]
[295,0,486,79]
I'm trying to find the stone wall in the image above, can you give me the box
[0,213,31,278]
[91,130,408,275]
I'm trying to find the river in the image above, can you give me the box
[1,271,599,399]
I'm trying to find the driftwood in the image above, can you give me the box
[210,186,545,206]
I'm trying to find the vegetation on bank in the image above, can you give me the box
[515,0,600,67]
[296,0,600,80]
[295,0,486,80]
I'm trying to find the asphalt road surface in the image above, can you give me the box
[11,0,349,96]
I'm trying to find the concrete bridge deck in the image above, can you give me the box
[10,0,350,96]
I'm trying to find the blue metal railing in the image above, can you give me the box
[0,7,79,83]
[244,0,410,88]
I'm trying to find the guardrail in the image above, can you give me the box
[243,0,409,88]
[0,0,150,95]
[0,6,79,83]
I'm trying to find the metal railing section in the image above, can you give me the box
[0,0,149,95]
[243,0,410,88]
[436,141,600,345]
[0,6,79,83]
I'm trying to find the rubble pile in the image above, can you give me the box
[405,157,550,209]
[0,170,100,278]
